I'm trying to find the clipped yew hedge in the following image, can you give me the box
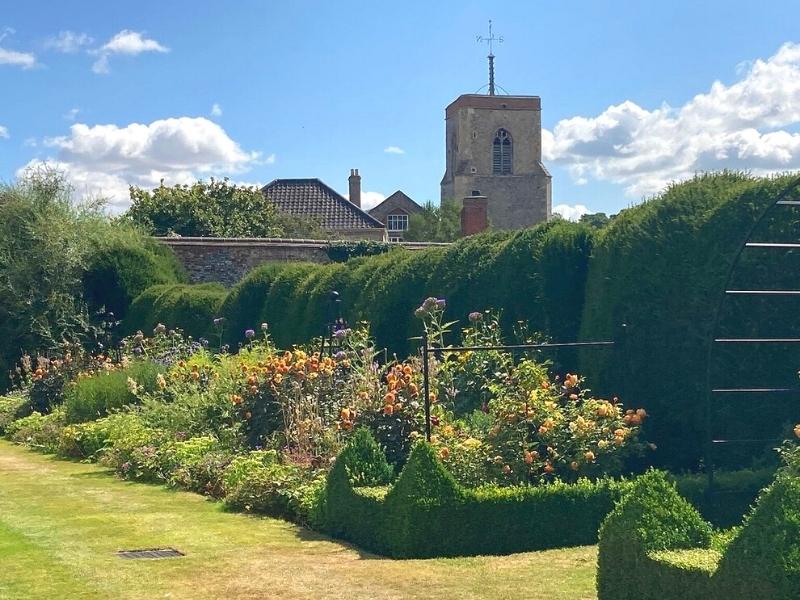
[124,283,227,340]
[580,172,800,470]
[321,429,629,558]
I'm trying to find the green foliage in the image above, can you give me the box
[323,432,629,558]
[580,172,800,469]
[597,468,800,600]
[63,361,165,423]
[597,470,714,600]
[125,178,324,238]
[673,467,776,527]
[6,409,66,453]
[405,200,463,242]
[326,240,391,262]
[222,450,311,519]
[0,393,28,433]
[82,225,185,319]
[124,283,227,341]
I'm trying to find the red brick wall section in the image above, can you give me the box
[461,197,488,236]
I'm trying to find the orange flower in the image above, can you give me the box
[584,451,596,462]
[544,462,555,474]
[570,461,579,471]
[439,447,450,460]
[383,392,396,405]
[340,408,351,421]
[383,404,394,416]
[524,451,534,465]
[502,464,512,474]
[794,424,800,438]
[408,383,419,397]
[565,373,579,388]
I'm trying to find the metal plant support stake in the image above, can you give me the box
[420,338,617,443]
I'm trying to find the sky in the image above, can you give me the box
[3,0,800,218]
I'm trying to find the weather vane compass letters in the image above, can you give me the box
[477,20,503,95]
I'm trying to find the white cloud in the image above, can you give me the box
[92,30,168,74]
[0,125,8,139]
[0,47,36,69]
[553,204,590,221]
[0,28,36,69]
[544,42,800,197]
[45,31,93,53]
[210,103,222,117]
[345,191,386,211]
[384,146,405,154]
[24,137,37,147]
[63,107,80,121]
[18,117,260,212]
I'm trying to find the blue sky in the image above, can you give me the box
[3,0,800,216]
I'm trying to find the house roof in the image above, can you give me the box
[368,190,423,216]
[261,178,385,230]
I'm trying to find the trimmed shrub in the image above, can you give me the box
[597,469,800,600]
[323,432,629,558]
[124,283,227,341]
[63,361,165,424]
[597,470,714,599]
[82,227,185,319]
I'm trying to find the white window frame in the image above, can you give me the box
[386,213,409,232]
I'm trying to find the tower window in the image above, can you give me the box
[492,128,513,175]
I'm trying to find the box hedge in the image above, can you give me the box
[322,429,629,558]
[597,469,800,600]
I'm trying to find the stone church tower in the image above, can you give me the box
[440,94,552,230]
[440,24,551,230]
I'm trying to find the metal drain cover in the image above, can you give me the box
[117,548,184,560]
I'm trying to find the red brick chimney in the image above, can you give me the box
[461,191,488,236]
[348,169,361,208]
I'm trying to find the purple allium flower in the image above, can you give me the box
[153,323,167,335]
[333,328,351,339]
[333,351,347,360]
[436,298,446,309]
[468,311,482,323]
[260,322,269,331]
[414,307,426,319]
[244,329,256,339]
[213,317,225,326]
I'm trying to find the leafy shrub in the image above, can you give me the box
[6,409,66,453]
[82,226,184,319]
[158,436,232,496]
[0,393,29,433]
[222,450,311,518]
[326,240,391,262]
[63,361,165,423]
[124,283,227,341]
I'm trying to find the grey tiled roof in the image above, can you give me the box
[262,178,385,230]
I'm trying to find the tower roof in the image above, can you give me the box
[445,94,541,117]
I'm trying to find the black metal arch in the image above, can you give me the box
[705,175,800,490]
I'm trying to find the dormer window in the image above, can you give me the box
[492,128,512,175]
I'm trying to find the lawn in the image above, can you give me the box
[0,441,597,600]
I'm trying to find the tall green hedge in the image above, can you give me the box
[580,172,800,470]
[124,283,227,340]
[218,222,594,358]
[322,431,628,558]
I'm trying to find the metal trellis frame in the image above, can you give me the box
[704,176,800,493]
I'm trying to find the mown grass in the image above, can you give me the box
[0,441,597,599]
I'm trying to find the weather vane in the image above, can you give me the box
[477,20,503,95]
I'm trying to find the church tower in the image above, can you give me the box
[440,23,551,230]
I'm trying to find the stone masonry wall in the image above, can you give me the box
[158,237,446,286]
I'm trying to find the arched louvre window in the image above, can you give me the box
[492,129,512,175]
